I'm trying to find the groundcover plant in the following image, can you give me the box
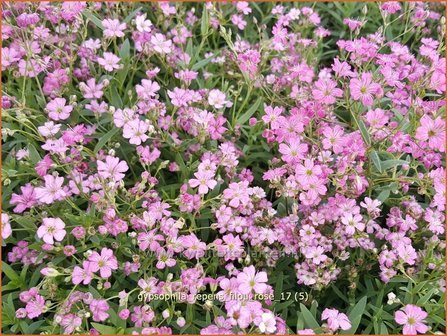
[1,1,446,335]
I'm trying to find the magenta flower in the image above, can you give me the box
[88,248,118,278]
[97,155,129,181]
[394,305,428,335]
[37,217,66,244]
[25,294,46,319]
[237,265,268,294]
[349,72,382,106]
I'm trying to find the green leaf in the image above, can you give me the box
[191,56,213,71]
[237,97,263,125]
[2,261,21,284]
[377,189,390,203]
[370,150,382,173]
[357,119,371,145]
[124,6,142,23]
[299,303,320,330]
[83,11,104,29]
[91,323,117,334]
[200,6,209,37]
[341,296,367,334]
[381,159,408,171]
[94,128,120,153]
[119,39,131,59]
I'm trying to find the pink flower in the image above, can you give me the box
[61,313,82,334]
[37,217,66,244]
[72,261,94,285]
[97,155,129,181]
[189,170,217,194]
[136,79,160,100]
[38,121,61,138]
[35,175,67,204]
[415,115,445,152]
[295,159,322,187]
[223,181,252,208]
[151,33,172,54]
[97,52,121,72]
[79,78,107,99]
[102,18,126,38]
[88,247,118,278]
[278,138,308,164]
[312,78,343,105]
[394,305,428,335]
[341,213,365,235]
[46,98,73,121]
[89,299,110,322]
[25,294,46,319]
[2,213,12,239]
[137,229,164,252]
[156,248,176,269]
[123,119,149,145]
[10,183,37,213]
[180,233,207,259]
[321,308,351,331]
[237,265,268,294]
[349,72,382,106]
[208,89,231,109]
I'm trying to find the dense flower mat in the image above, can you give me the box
[1,2,445,335]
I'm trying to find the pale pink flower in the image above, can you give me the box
[208,89,232,109]
[122,118,149,145]
[38,121,61,137]
[394,305,428,335]
[151,33,172,54]
[97,52,121,72]
[321,308,351,331]
[2,213,12,239]
[278,139,308,164]
[237,265,268,294]
[415,115,445,152]
[102,18,126,38]
[89,299,110,322]
[341,213,365,235]
[37,217,66,244]
[97,155,129,181]
[88,248,118,278]
[46,98,73,121]
[35,175,67,204]
[189,170,217,194]
[72,261,94,285]
[136,79,160,100]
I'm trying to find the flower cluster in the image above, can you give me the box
[1,2,445,335]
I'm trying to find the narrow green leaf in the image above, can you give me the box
[370,151,382,173]
[341,296,367,334]
[83,11,104,29]
[238,97,263,125]
[94,128,120,153]
[91,323,117,334]
[299,303,320,330]
[201,6,209,37]
[381,159,408,171]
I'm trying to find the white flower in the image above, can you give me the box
[135,14,152,32]
[258,312,277,334]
